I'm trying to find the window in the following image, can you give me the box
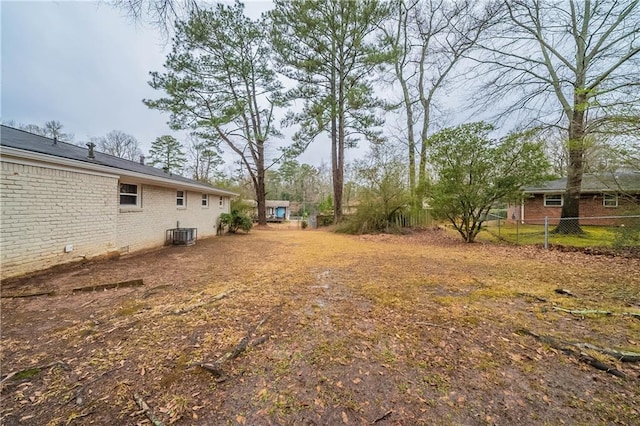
[544,194,563,207]
[603,193,618,208]
[176,190,185,207]
[120,183,139,206]
[219,196,224,208]
[201,194,209,207]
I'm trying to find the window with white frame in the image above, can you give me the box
[120,183,140,207]
[219,196,224,208]
[544,194,563,207]
[201,194,209,207]
[603,193,618,207]
[176,190,186,207]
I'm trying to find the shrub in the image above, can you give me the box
[220,210,253,233]
[613,214,640,249]
[336,145,410,234]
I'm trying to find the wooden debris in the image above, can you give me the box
[552,307,612,316]
[554,288,575,297]
[142,284,172,298]
[1,290,56,299]
[197,311,273,380]
[171,289,235,315]
[518,329,626,378]
[80,299,97,308]
[250,335,270,347]
[373,410,393,423]
[0,360,68,386]
[623,312,640,321]
[72,279,144,294]
[197,363,227,382]
[573,343,640,363]
[133,393,165,426]
[517,293,548,303]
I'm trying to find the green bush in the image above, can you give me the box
[336,205,406,235]
[220,210,253,233]
[316,215,335,227]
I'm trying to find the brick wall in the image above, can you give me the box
[1,159,233,279]
[1,160,118,278]
[116,184,230,253]
[521,194,638,225]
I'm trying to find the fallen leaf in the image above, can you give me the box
[342,411,349,424]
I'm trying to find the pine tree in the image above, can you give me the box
[148,135,186,174]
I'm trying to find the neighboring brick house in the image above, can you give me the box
[508,171,640,225]
[0,125,236,279]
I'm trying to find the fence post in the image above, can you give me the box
[544,216,549,250]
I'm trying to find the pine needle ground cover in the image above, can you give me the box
[1,228,638,425]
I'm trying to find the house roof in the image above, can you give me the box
[265,200,290,208]
[0,125,237,196]
[524,171,640,194]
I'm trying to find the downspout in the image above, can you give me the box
[521,199,525,224]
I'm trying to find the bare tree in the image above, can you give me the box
[543,127,631,176]
[113,0,200,35]
[474,0,640,233]
[186,135,223,184]
[4,120,74,142]
[382,0,493,209]
[93,130,142,161]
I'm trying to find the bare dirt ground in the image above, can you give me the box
[1,227,639,425]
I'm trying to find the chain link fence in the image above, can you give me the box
[483,213,640,251]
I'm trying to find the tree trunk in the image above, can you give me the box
[554,93,586,234]
[256,140,267,226]
[335,114,344,223]
[330,35,343,224]
[393,3,417,208]
[330,103,339,223]
[417,47,431,206]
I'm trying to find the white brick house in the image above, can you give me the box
[0,125,236,279]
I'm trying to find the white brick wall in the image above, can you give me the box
[116,184,230,252]
[1,159,233,279]
[1,160,118,278]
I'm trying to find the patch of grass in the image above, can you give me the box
[308,339,352,366]
[14,368,41,380]
[381,347,397,364]
[422,374,450,395]
[470,287,516,300]
[115,300,146,317]
[481,223,620,247]
[79,327,96,338]
[164,394,191,424]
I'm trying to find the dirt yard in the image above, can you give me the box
[1,228,639,425]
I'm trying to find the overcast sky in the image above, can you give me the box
[1,0,341,168]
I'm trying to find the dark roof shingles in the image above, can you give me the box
[524,171,640,193]
[0,125,231,192]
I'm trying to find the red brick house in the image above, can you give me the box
[508,171,640,225]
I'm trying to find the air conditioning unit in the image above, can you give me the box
[166,227,197,246]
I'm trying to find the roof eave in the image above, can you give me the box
[0,146,238,197]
